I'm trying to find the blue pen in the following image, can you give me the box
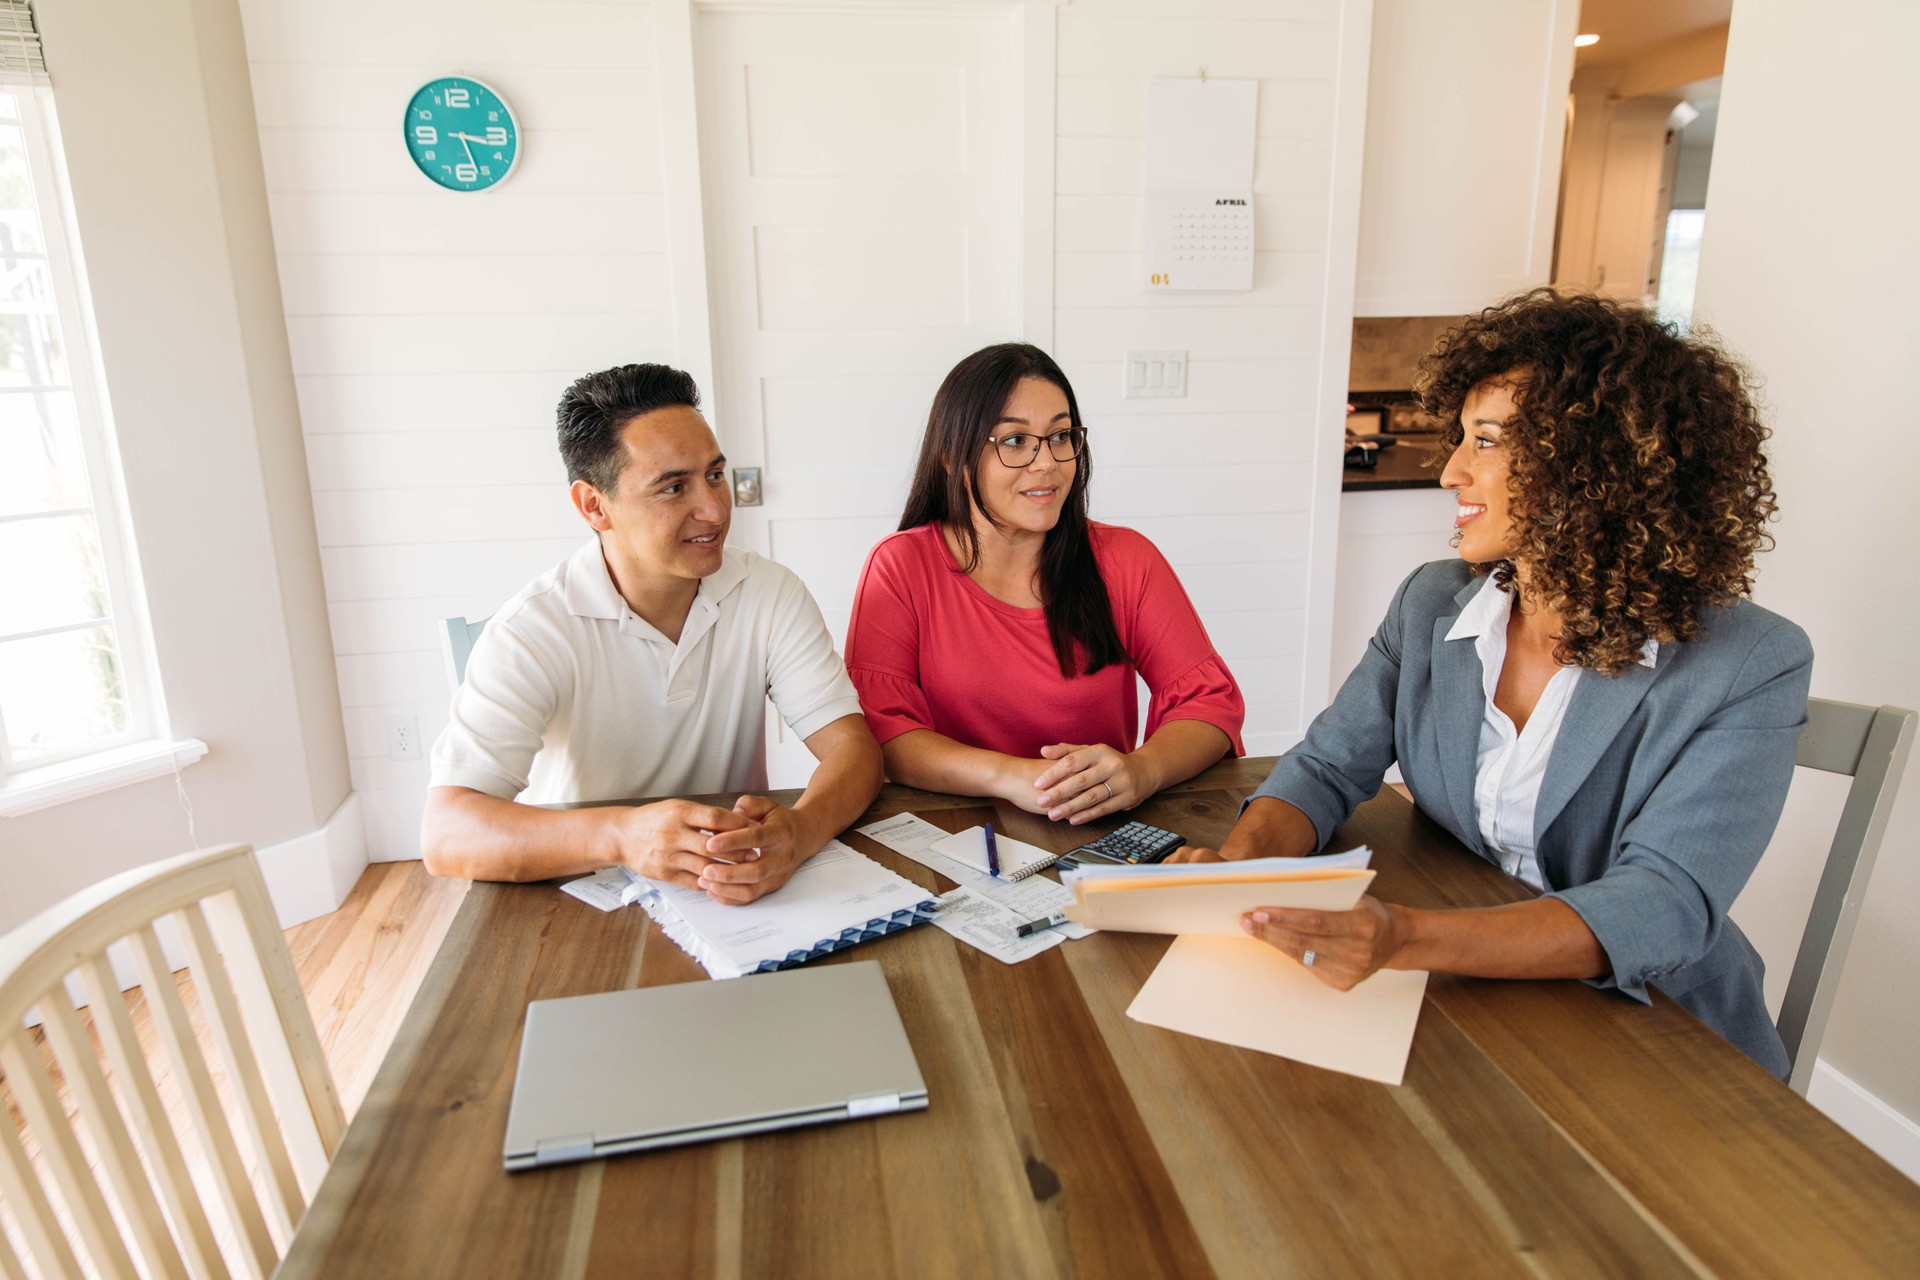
[985,822,1001,878]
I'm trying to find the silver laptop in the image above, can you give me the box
[503,960,928,1171]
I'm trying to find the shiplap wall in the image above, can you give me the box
[237,0,676,857]
[238,0,1356,858]
[1056,0,1344,752]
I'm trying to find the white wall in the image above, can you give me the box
[3,0,357,935]
[1698,0,1920,1154]
[1054,0,1368,755]
[235,0,679,858]
[232,0,1373,858]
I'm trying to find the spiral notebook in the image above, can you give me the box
[930,826,1062,882]
[561,839,937,979]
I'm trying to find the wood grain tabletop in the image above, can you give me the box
[279,758,1920,1278]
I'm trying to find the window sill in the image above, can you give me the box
[0,738,209,818]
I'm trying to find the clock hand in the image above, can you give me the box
[454,132,476,166]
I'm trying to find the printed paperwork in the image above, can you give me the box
[1061,847,1376,936]
[931,886,1072,965]
[1128,937,1429,1086]
[854,812,953,864]
[560,840,935,979]
[857,815,1093,963]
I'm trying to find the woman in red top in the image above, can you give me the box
[846,343,1245,825]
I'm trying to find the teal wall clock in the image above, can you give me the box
[404,76,519,192]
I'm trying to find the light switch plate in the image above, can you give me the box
[1123,350,1186,399]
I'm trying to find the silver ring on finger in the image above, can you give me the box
[1302,949,1317,968]
[1103,781,1115,802]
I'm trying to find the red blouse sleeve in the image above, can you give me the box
[1110,529,1247,756]
[844,536,938,746]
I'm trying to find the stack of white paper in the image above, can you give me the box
[563,840,936,980]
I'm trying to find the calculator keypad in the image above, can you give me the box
[1076,821,1184,865]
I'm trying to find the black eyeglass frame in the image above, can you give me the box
[983,424,1087,468]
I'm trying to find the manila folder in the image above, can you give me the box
[1064,868,1374,937]
[1127,936,1429,1086]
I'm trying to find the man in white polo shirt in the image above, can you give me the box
[420,363,883,904]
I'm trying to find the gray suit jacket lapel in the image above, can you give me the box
[1430,580,1487,846]
[1534,657,1660,843]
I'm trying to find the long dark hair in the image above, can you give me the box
[899,343,1127,677]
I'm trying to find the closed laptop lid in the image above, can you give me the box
[504,960,927,1168]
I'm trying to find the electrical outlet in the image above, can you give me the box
[1122,350,1187,399]
[386,714,421,761]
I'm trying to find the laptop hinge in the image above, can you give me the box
[846,1089,902,1118]
[533,1133,597,1166]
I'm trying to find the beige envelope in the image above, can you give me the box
[1062,867,1375,936]
[1128,936,1429,1085]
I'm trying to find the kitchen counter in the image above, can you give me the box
[1342,438,1444,491]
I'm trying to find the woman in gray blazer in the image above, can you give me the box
[1182,291,1810,1076]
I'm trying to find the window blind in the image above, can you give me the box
[0,1,47,86]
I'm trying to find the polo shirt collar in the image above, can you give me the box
[1444,574,1657,668]
[561,537,625,621]
[560,536,753,631]
[695,549,748,612]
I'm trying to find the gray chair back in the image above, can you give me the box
[1777,697,1917,1094]
[441,614,490,690]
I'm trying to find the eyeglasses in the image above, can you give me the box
[985,425,1086,468]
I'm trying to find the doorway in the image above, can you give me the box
[694,5,1031,784]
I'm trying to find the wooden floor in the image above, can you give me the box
[1,861,466,1270]
[279,861,468,1118]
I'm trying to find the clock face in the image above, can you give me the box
[404,77,518,192]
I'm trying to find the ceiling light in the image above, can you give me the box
[1574,33,1600,47]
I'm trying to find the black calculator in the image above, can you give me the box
[1067,821,1184,866]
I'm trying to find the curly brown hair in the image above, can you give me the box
[1416,289,1777,674]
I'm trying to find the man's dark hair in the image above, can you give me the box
[556,363,702,493]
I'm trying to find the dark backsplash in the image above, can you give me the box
[1349,315,1465,392]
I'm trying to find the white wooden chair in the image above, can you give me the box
[0,843,344,1279]
[1778,698,1917,1095]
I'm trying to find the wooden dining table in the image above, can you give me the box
[278,757,1920,1278]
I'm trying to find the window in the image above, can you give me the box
[1656,208,1706,335]
[0,83,174,793]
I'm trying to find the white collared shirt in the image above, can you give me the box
[1444,576,1657,890]
[430,538,862,805]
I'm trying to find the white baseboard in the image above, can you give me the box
[359,784,426,862]
[1808,1058,1920,1186]
[254,791,369,928]
[31,796,368,1024]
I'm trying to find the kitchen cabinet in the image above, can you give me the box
[1353,0,1580,317]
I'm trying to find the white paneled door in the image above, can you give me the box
[695,7,1028,785]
